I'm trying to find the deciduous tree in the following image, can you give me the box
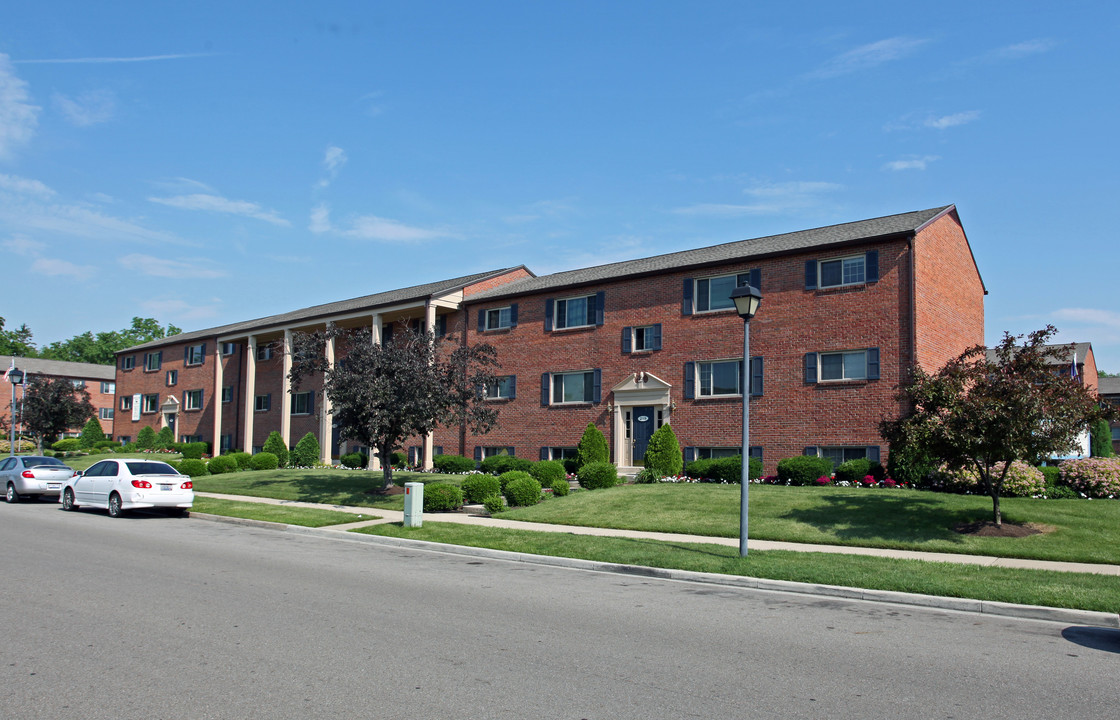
[881,326,1115,525]
[21,377,95,451]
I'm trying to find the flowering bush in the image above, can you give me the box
[814,476,831,485]
[934,461,1045,497]
[1059,457,1120,498]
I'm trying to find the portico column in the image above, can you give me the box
[244,336,256,452]
[319,331,335,465]
[422,302,436,471]
[368,314,382,470]
[611,401,624,466]
[280,329,292,448]
[213,344,223,455]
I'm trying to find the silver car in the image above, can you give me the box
[1,455,76,502]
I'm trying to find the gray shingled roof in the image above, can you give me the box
[121,267,526,353]
[1096,377,1120,396]
[469,205,956,301]
[984,342,1093,367]
[2,355,115,380]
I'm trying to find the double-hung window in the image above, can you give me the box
[144,352,162,372]
[544,370,601,405]
[221,342,236,356]
[256,345,274,361]
[805,348,880,383]
[486,376,516,400]
[255,394,271,412]
[221,386,233,403]
[141,394,159,413]
[120,395,133,411]
[546,292,604,330]
[291,391,313,415]
[100,381,115,394]
[99,407,114,420]
[683,269,760,314]
[480,305,517,331]
[805,251,879,290]
[185,344,205,366]
[166,370,178,387]
[622,324,662,353]
[71,380,86,389]
[120,355,135,371]
[807,446,881,468]
[684,358,763,398]
[184,389,203,411]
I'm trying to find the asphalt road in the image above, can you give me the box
[2,501,1118,720]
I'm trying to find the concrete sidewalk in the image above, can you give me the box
[197,492,1120,577]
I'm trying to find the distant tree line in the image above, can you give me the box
[0,316,182,365]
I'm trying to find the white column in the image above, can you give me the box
[368,314,382,470]
[244,336,256,452]
[422,302,436,471]
[213,344,223,455]
[319,332,335,464]
[281,329,292,448]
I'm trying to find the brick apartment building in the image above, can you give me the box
[113,205,986,474]
[2,355,117,437]
[1099,378,1120,455]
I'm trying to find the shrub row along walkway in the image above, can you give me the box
[196,492,1120,577]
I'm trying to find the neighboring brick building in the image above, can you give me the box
[1095,377,1120,455]
[2,355,117,437]
[113,205,987,473]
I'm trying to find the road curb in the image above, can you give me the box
[191,513,1120,628]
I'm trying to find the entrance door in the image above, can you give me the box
[632,406,655,464]
[165,412,177,442]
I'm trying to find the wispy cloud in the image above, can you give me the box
[53,89,116,126]
[0,173,55,198]
[317,145,347,188]
[1,235,45,256]
[31,257,95,278]
[0,54,40,160]
[925,111,980,129]
[149,193,289,226]
[885,110,981,132]
[990,39,1056,61]
[309,203,331,233]
[502,199,577,225]
[883,155,940,171]
[0,199,190,245]
[310,204,455,242]
[807,37,929,79]
[673,181,843,216]
[119,253,227,279]
[16,53,215,65]
[138,298,222,322]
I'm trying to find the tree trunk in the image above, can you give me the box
[380,440,393,490]
[991,491,1002,526]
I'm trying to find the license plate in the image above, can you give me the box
[160,484,173,491]
[47,484,60,489]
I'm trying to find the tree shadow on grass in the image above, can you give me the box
[227,471,389,507]
[781,492,989,545]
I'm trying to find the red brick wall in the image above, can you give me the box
[2,372,116,437]
[463,268,533,297]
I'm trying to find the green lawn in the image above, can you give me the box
[191,496,376,527]
[355,522,1120,613]
[497,483,1120,565]
[193,468,463,510]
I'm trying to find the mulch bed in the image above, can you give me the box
[953,520,1048,538]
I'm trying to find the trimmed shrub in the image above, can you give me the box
[483,494,505,514]
[391,451,408,467]
[94,440,119,449]
[1091,419,1114,458]
[291,432,321,467]
[550,478,570,497]
[1059,457,1120,498]
[505,475,542,507]
[643,424,683,477]
[179,442,208,460]
[777,456,834,486]
[177,458,210,477]
[136,426,157,450]
[340,452,367,469]
[576,423,609,469]
[497,470,534,494]
[434,454,477,474]
[263,431,289,468]
[423,483,464,512]
[577,461,617,490]
[52,438,81,452]
[684,458,711,480]
[480,454,533,476]
[634,468,660,484]
[834,459,872,484]
[156,426,175,449]
[936,461,1047,497]
[529,460,566,488]
[1039,465,1078,499]
[207,455,237,474]
[250,452,279,471]
[685,455,761,483]
[887,439,937,487]
[228,451,252,470]
[461,474,501,504]
[562,457,579,475]
[78,418,106,448]
[164,460,180,472]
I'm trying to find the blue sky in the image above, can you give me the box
[2,1,1118,370]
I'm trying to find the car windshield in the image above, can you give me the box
[125,461,178,476]
[25,457,66,468]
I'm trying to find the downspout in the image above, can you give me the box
[235,340,244,452]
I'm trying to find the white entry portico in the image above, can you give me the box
[608,372,673,467]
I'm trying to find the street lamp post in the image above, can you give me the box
[730,284,762,556]
[7,365,24,457]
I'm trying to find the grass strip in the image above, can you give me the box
[193,469,462,510]
[353,521,1120,613]
[192,496,378,527]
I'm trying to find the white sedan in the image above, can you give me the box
[61,458,194,517]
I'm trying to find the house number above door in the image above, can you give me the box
[637,415,649,422]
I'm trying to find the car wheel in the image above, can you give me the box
[107,493,124,518]
[5,483,19,503]
[62,489,78,511]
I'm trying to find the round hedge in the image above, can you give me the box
[250,452,279,471]
[549,478,570,497]
[505,475,542,507]
[482,494,505,514]
[434,454,477,474]
[228,452,252,470]
[207,455,237,474]
[577,461,617,490]
[497,470,534,494]
[423,483,464,511]
[177,459,210,477]
[340,452,367,469]
[777,456,833,486]
[461,474,501,503]
[481,455,533,476]
[530,460,566,487]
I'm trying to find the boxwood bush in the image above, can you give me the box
[461,474,501,503]
[1039,465,1077,499]
[228,451,252,470]
[262,431,289,468]
[481,455,533,475]
[505,475,542,507]
[340,452,367,469]
[833,459,872,484]
[250,452,279,471]
[52,438,81,452]
[576,423,609,469]
[684,455,762,483]
[497,470,534,494]
[434,454,477,474]
[643,424,682,477]
[482,494,505,514]
[529,460,566,488]
[577,461,617,490]
[179,442,209,460]
[207,455,237,474]
[423,483,463,511]
[136,426,157,450]
[177,459,210,477]
[391,451,408,467]
[777,456,833,486]
[549,478,570,497]
[290,432,321,467]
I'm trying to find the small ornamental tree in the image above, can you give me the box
[291,432,321,467]
[1090,419,1114,458]
[156,426,175,449]
[78,417,106,448]
[576,422,609,469]
[263,431,290,468]
[642,423,682,477]
[136,426,157,450]
[881,326,1116,525]
[20,377,96,451]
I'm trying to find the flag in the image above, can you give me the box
[2,363,11,383]
[1069,347,1079,382]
